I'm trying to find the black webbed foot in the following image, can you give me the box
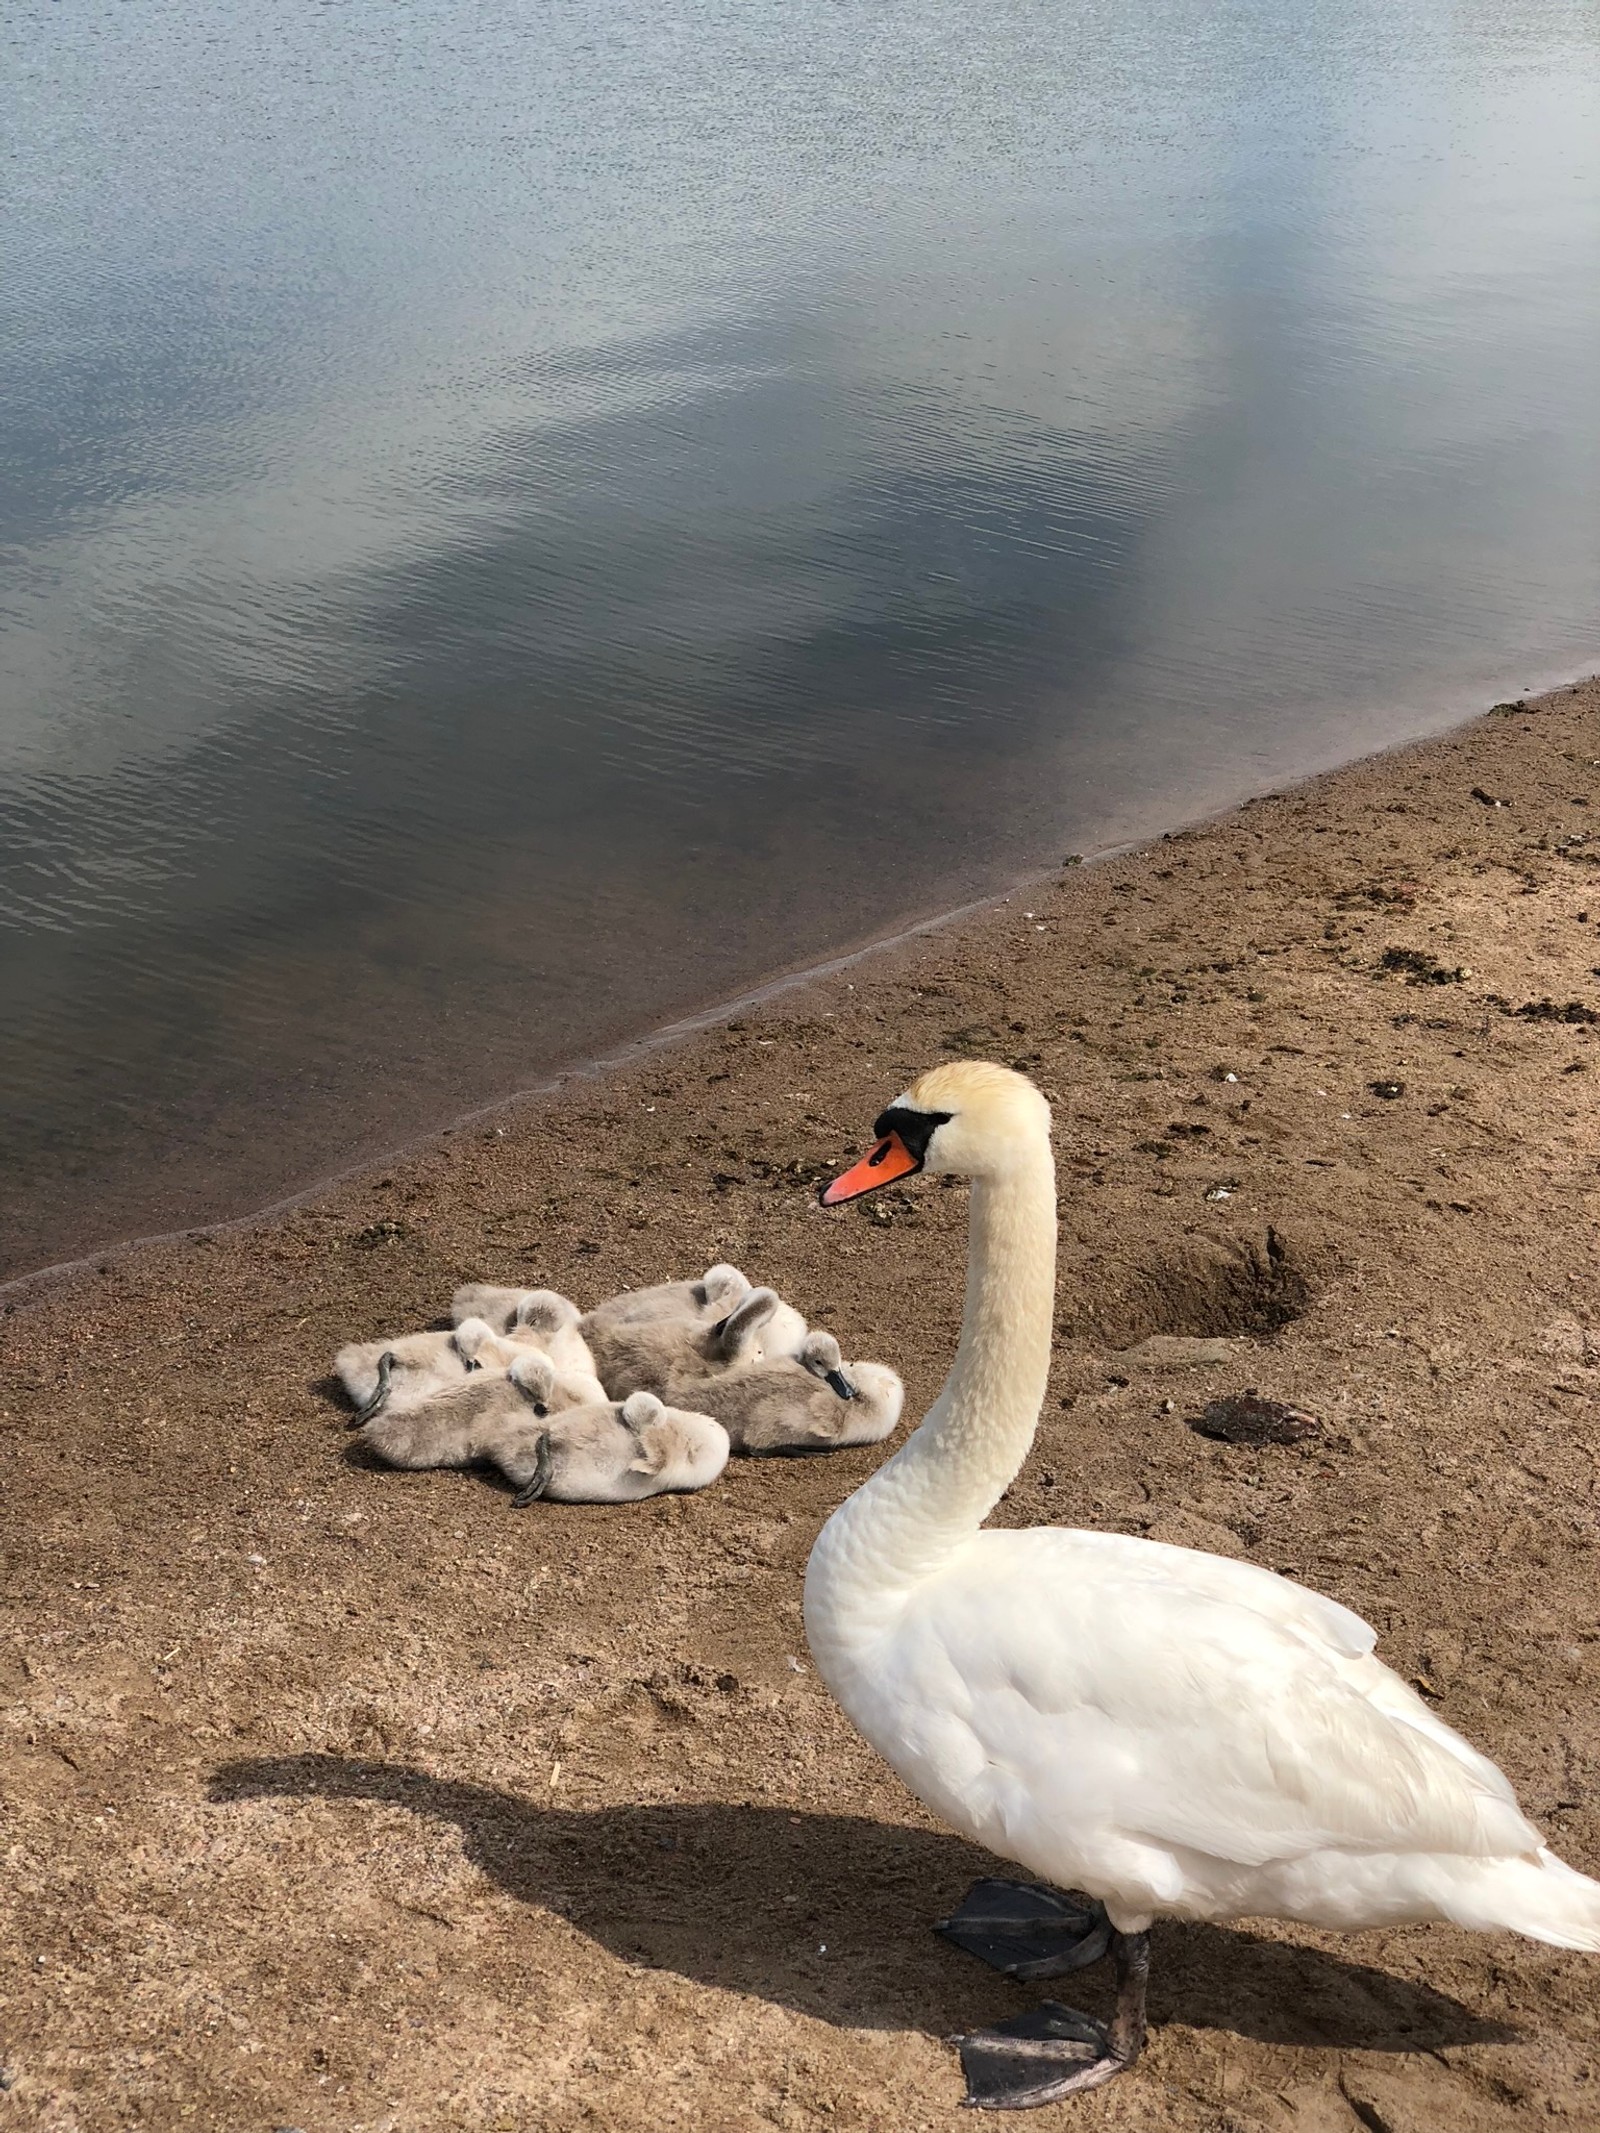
[351,1351,396,1428]
[952,1927,1149,2111]
[510,1432,554,1508]
[936,1879,1112,1979]
[955,2003,1121,2109]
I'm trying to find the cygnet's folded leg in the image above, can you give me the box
[508,1432,554,1508]
[351,1352,396,1429]
[936,1880,1112,1979]
[952,1928,1148,2110]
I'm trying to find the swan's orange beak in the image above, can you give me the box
[819,1131,921,1206]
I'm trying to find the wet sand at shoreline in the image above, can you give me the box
[4,677,1600,2130]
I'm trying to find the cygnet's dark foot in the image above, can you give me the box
[936,1879,1112,1979]
[952,1928,1149,2112]
[510,1432,554,1508]
[350,1352,395,1428]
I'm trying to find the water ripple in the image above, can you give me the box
[1,0,1598,1274]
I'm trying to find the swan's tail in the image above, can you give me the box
[1442,1848,1600,1950]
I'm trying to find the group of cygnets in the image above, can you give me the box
[333,1263,904,1505]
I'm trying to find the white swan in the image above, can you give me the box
[805,1059,1600,2109]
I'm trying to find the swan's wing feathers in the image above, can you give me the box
[980,1527,1376,1658]
[940,1537,1537,1870]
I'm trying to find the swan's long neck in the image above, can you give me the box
[812,1138,1056,1601]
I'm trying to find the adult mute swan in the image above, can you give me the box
[806,1060,1600,2110]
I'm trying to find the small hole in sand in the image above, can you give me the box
[1061,1227,1317,1346]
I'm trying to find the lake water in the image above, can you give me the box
[4,0,1599,1284]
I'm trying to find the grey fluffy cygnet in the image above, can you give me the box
[580,1262,751,1336]
[584,1285,806,1401]
[334,1318,503,1425]
[449,1285,606,1403]
[676,1331,904,1457]
[359,1352,727,1505]
[358,1347,570,1470]
[511,1391,729,1505]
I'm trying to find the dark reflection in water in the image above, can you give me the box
[2,0,1598,1281]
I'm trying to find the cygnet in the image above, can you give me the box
[449,1285,606,1402]
[358,1354,727,1505]
[357,1347,572,1469]
[580,1262,751,1336]
[509,1390,730,1505]
[334,1319,500,1425]
[677,1331,904,1456]
[585,1285,806,1400]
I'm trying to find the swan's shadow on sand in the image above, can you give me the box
[213,1754,1513,2053]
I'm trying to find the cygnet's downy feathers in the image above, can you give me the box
[676,1331,903,1456]
[334,1323,488,1423]
[512,1390,729,1504]
[359,1362,727,1505]
[580,1262,752,1336]
[449,1284,605,1402]
[446,1316,607,1409]
[357,1347,571,1470]
[585,1285,806,1400]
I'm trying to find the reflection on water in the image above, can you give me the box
[2,0,1598,1280]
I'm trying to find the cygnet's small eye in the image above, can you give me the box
[532,1401,549,1418]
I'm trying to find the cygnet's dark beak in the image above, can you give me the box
[825,1367,858,1401]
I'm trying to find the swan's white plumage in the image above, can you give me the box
[805,1060,1600,1953]
[837,1531,1535,1909]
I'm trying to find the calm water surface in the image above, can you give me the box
[3,0,1599,1280]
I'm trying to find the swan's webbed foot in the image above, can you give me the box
[956,2004,1122,2108]
[953,1928,1148,2112]
[937,1878,1111,1978]
[351,1351,396,1428]
[510,1432,554,1508]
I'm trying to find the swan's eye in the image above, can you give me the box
[532,1402,548,1418]
[872,1105,953,1163]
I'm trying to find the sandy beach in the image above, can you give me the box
[4,674,1600,2132]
